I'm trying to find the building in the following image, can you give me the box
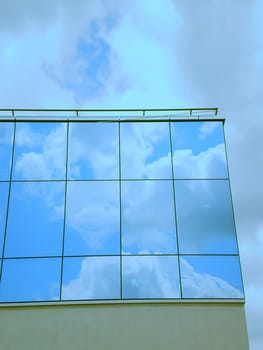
[0,108,249,349]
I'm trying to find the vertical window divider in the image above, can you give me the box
[118,120,122,300]
[59,121,69,300]
[169,121,183,298]
[0,120,16,282]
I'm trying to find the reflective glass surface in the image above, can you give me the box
[0,183,9,252]
[121,122,172,179]
[12,122,67,180]
[0,122,14,180]
[122,181,177,254]
[5,182,65,257]
[64,181,120,255]
[122,256,180,298]
[62,256,120,300]
[0,258,61,302]
[0,119,244,302]
[171,122,228,178]
[180,256,244,298]
[175,180,238,254]
[68,122,119,180]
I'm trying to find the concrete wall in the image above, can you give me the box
[0,301,249,350]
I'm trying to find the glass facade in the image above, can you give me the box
[0,118,244,302]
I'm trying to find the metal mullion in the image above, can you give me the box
[59,121,69,300]
[169,121,183,298]
[0,119,16,281]
[118,121,122,300]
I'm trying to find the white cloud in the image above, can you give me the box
[0,0,262,346]
[181,258,243,298]
[14,123,66,179]
[62,257,119,300]
[245,286,263,350]
[65,181,119,250]
[173,143,227,178]
[199,122,220,140]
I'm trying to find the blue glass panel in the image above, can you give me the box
[68,122,119,180]
[5,182,65,257]
[12,122,67,180]
[121,122,172,179]
[0,183,9,253]
[122,181,177,254]
[64,181,120,255]
[171,121,228,178]
[175,180,238,254]
[0,258,61,302]
[180,256,244,298]
[62,256,120,300]
[0,122,14,180]
[122,256,180,299]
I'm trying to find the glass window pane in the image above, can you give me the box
[0,183,9,253]
[121,122,172,179]
[171,121,228,178]
[122,181,177,254]
[62,256,120,300]
[5,182,65,257]
[12,122,67,180]
[0,258,61,302]
[64,181,120,255]
[0,122,14,180]
[68,122,119,180]
[122,256,180,299]
[180,256,244,298]
[175,180,238,254]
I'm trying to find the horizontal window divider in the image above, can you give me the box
[2,253,240,259]
[2,178,231,183]
[179,253,240,256]
[3,254,121,260]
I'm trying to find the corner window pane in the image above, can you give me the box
[122,256,180,299]
[180,256,244,298]
[0,183,9,253]
[121,122,172,179]
[122,181,177,254]
[175,180,238,254]
[12,122,67,180]
[171,121,228,178]
[5,182,65,257]
[64,181,120,255]
[62,256,120,300]
[0,258,61,302]
[0,122,14,180]
[68,122,119,180]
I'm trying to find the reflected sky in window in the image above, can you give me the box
[180,256,244,298]
[12,122,67,180]
[64,181,120,255]
[122,256,180,299]
[175,180,238,254]
[171,121,228,178]
[5,182,65,257]
[121,122,172,179]
[122,180,177,254]
[62,256,120,300]
[68,122,119,180]
[0,258,61,302]
[0,120,244,302]
[0,122,14,180]
[0,183,9,253]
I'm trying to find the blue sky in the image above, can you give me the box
[0,0,263,348]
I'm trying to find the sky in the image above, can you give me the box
[0,0,262,348]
